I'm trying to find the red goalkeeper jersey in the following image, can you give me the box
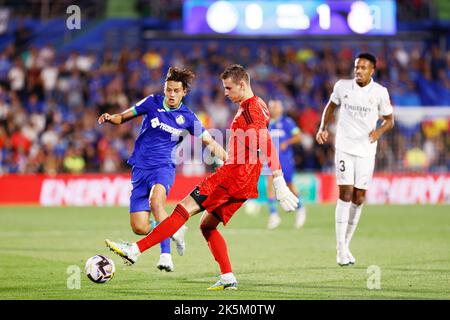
[199,95,281,199]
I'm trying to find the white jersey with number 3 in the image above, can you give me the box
[330,78,393,157]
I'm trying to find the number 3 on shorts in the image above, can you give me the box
[339,160,345,172]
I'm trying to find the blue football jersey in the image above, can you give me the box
[269,115,300,163]
[127,94,205,169]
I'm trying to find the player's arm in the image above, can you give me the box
[259,127,298,211]
[369,113,394,143]
[98,107,138,125]
[369,88,394,143]
[281,129,301,150]
[316,100,337,144]
[201,131,227,162]
[260,127,282,176]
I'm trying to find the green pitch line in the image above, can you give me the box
[0,204,449,300]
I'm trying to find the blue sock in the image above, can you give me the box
[150,219,171,254]
[268,198,278,216]
[160,237,171,254]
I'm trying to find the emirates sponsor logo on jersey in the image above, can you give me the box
[344,103,372,117]
[344,104,371,113]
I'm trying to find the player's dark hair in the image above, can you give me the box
[220,64,250,84]
[357,53,377,68]
[165,67,195,90]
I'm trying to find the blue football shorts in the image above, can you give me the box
[129,165,175,213]
[281,158,295,184]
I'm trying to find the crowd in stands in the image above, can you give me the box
[0,38,448,175]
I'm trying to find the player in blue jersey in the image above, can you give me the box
[98,67,227,271]
[265,99,307,230]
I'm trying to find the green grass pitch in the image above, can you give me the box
[0,204,449,300]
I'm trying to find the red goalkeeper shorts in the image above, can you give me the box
[190,184,246,226]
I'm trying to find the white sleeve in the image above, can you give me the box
[329,80,342,105]
[379,88,393,116]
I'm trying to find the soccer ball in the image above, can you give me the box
[85,255,115,283]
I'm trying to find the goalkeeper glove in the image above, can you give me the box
[273,175,299,212]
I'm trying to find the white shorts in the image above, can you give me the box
[335,150,375,190]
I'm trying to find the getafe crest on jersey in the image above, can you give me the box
[151,117,160,128]
[176,115,185,125]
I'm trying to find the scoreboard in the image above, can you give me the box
[183,0,396,36]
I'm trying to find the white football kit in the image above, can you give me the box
[330,78,393,189]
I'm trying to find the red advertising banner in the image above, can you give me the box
[0,173,448,206]
[0,174,204,206]
[316,173,338,203]
[312,173,449,204]
[367,173,450,204]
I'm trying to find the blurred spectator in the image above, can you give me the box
[206,94,231,129]
[13,19,32,53]
[8,57,25,92]
[10,127,31,155]
[404,147,429,170]
[143,48,163,70]
[63,146,85,174]
[404,133,429,171]
[101,148,121,173]
[298,105,320,136]
[376,139,396,172]
[41,60,59,99]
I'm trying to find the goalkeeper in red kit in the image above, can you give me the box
[105,64,299,290]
